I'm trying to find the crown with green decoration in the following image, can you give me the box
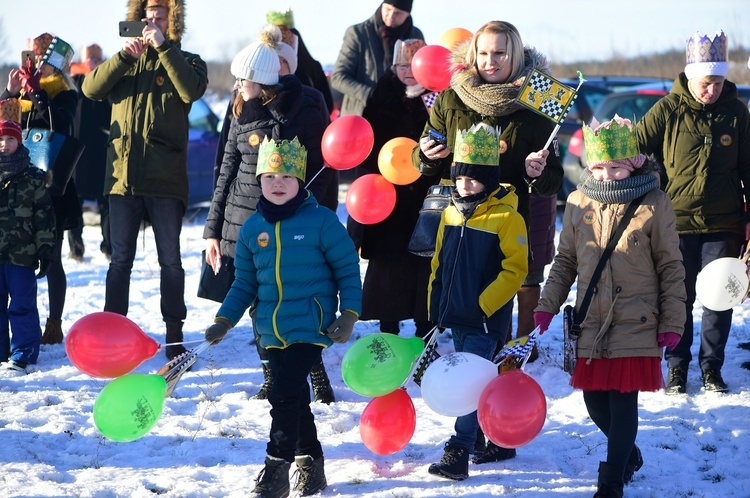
[583,115,640,166]
[43,36,74,72]
[454,123,501,166]
[266,9,295,29]
[256,136,307,181]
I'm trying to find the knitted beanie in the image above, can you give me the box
[383,0,413,12]
[0,120,22,142]
[231,25,281,85]
[276,34,298,75]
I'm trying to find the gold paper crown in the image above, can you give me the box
[0,98,22,125]
[454,123,501,166]
[393,39,426,66]
[583,115,640,166]
[266,9,295,29]
[686,31,728,65]
[256,136,307,181]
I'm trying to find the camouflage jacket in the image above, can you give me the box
[0,153,56,269]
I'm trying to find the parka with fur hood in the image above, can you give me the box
[82,0,208,211]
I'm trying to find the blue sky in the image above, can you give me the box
[1,0,748,67]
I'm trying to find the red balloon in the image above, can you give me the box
[411,45,453,92]
[321,115,374,170]
[345,174,396,224]
[360,388,416,455]
[477,370,547,448]
[65,312,160,378]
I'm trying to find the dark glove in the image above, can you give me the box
[533,311,554,335]
[36,257,52,280]
[326,310,358,344]
[19,66,41,94]
[657,332,680,351]
[205,317,232,345]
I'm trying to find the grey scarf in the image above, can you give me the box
[577,170,658,204]
[0,146,30,185]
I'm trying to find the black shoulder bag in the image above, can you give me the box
[563,195,644,373]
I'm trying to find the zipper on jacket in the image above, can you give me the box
[271,221,287,347]
[438,218,468,326]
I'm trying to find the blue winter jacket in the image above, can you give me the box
[217,193,362,349]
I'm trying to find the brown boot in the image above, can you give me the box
[41,318,63,345]
[165,321,187,360]
[516,285,541,362]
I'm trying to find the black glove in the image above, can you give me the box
[326,310,358,344]
[205,317,232,345]
[36,257,52,280]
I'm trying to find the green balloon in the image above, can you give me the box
[342,333,424,397]
[93,374,167,442]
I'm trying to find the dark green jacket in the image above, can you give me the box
[82,42,208,210]
[637,74,750,235]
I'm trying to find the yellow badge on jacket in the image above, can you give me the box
[257,232,270,248]
[248,134,260,147]
[583,210,596,225]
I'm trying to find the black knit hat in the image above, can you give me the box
[383,0,413,13]
[450,162,500,189]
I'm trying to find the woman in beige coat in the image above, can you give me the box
[533,116,686,498]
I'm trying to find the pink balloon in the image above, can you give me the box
[65,312,160,378]
[411,45,453,92]
[345,174,396,225]
[360,388,416,455]
[477,370,547,448]
[321,115,374,170]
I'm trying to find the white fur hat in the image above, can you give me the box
[231,25,281,85]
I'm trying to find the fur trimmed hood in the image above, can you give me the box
[126,0,185,44]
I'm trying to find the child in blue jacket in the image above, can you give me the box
[428,123,528,481]
[204,136,362,498]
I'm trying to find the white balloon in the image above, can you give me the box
[420,352,498,417]
[696,257,749,311]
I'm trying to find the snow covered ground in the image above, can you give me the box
[2,207,750,497]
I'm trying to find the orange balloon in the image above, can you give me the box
[378,137,420,185]
[438,27,473,51]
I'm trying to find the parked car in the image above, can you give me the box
[186,98,221,207]
[560,81,750,199]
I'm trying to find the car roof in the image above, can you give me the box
[559,76,671,93]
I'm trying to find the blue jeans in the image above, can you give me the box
[666,232,743,371]
[105,195,187,323]
[0,264,41,364]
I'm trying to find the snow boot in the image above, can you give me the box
[165,321,187,360]
[292,455,327,496]
[310,361,335,404]
[428,443,469,480]
[252,363,273,400]
[515,285,540,362]
[593,461,624,498]
[623,444,643,484]
[471,441,516,464]
[379,320,400,334]
[473,428,487,456]
[251,455,291,498]
[41,318,64,345]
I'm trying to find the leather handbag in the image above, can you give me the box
[197,250,235,303]
[407,184,453,257]
[23,108,85,197]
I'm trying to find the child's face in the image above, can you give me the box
[0,136,19,157]
[236,78,262,101]
[455,176,486,197]
[590,163,631,181]
[260,173,300,205]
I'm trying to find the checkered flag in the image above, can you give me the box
[516,69,578,125]
[496,333,538,360]
[410,327,441,386]
[421,91,440,113]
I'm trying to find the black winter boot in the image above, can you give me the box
[41,318,64,345]
[252,363,273,400]
[623,444,643,484]
[310,361,335,404]
[165,322,187,360]
[428,443,469,480]
[473,428,486,456]
[471,441,516,464]
[292,455,327,496]
[593,461,624,498]
[251,455,291,498]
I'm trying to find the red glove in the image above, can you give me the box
[18,66,41,94]
[657,332,680,351]
[533,311,554,335]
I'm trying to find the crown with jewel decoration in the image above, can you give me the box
[454,123,501,166]
[685,31,728,79]
[583,115,640,166]
[266,9,295,29]
[256,136,307,181]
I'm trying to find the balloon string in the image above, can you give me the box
[305,165,327,189]
[165,339,206,346]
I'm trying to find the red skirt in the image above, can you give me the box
[570,356,664,392]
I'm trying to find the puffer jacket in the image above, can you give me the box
[217,194,362,349]
[637,74,750,235]
[82,37,207,210]
[429,185,528,336]
[536,186,686,361]
[203,75,329,259]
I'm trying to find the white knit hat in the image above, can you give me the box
[231,25,281,85]
[276,32,298,74]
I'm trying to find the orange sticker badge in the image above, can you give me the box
[248,134,260,147]
[583,210,596,225]
[156,75,165,86]
[257,232,270,248]
[267,152,283,169]
[719,134,732,146]
[498,140,508,154]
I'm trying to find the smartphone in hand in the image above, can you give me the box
[428,129,448,147]
[119,21,148,37]
[21,50,35,71]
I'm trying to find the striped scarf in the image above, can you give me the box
[577,170,658,204]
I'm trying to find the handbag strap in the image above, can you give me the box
[23,106,54,140]
[574,195,644,325]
